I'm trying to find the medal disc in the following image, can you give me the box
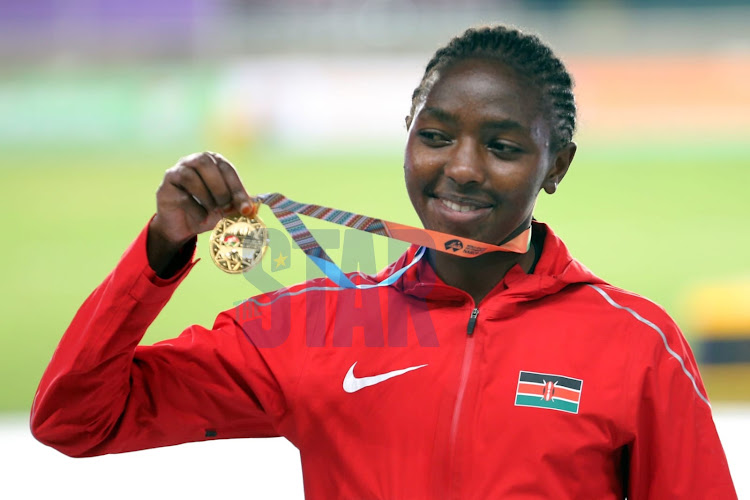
[209,215,269,274]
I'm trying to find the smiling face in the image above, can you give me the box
[404,57,572,245]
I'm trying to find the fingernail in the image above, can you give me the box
[241,203,253,216]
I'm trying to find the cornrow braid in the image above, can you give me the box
[409,26,576,151]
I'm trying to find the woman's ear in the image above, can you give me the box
[543,142,577,194]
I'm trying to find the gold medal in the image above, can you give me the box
[209,215,269,274]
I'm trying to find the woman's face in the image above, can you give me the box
[404,57,572,245]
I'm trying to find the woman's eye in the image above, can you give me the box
[488,142,522,156]
[418,130,451,146]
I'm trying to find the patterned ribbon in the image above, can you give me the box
[254,193,530,289]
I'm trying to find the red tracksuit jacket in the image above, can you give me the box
[31,221,737,499]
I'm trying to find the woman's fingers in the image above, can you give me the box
[164,164,214,216]
[207,152,256,217]
[152,152,252,243]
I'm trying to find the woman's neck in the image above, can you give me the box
[427,236,537,305]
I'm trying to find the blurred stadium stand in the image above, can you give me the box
[1,0,747,149]
[0,0,748,64]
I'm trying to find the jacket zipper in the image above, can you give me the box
[447,307,479,496]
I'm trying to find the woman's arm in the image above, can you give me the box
[30,221,288,457]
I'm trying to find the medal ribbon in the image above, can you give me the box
[253,193,530,289]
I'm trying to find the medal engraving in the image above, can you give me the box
[209,215,269,274]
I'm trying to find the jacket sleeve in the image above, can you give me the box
[30,222,294,458]
[627,312,737,499]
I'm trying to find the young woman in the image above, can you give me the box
[31,26,736,499]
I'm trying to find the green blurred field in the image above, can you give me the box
[1,140,748,412]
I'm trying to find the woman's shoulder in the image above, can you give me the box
[584,283,673,320]
[570,282,678,331]
[571,282,692,357]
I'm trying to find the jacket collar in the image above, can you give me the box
[376,221,606,311]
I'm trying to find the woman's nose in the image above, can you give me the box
[443,138,486,186]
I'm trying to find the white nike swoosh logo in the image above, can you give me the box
[342,362,428,393]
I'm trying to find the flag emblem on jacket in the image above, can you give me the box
[514,371,583,414]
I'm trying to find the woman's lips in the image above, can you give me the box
[440,198,488,212]
[431,196,493,225]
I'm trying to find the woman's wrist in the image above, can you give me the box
[146,219,196,278]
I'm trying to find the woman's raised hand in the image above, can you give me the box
[147,152,255,275]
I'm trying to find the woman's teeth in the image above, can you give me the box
[442,199,480,212]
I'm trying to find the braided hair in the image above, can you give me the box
[409,26,576,152]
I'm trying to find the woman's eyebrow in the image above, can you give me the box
[421,106,457,124]
[422,106,527,133]
[484,119,528,133]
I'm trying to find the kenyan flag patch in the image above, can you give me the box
[514,371,583,414]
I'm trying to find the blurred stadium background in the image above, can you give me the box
[1,0,748,498]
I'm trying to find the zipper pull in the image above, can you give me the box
[466,308,479,335]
